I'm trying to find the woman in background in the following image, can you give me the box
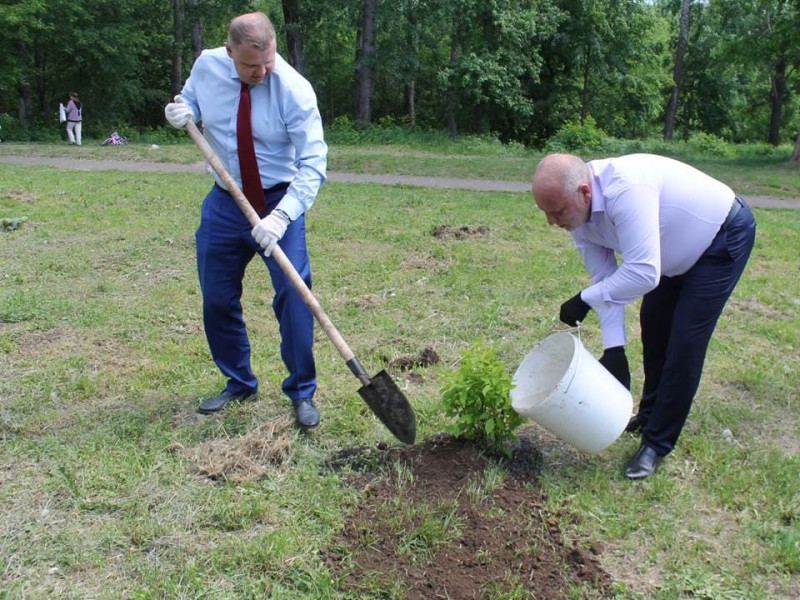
[65,92,82,146]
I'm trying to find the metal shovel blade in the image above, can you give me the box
[357,370,417,445]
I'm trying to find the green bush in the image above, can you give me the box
[545,116,608,153]
[687,132,735,158]
[441,339,524,456]
[0,114,31,141]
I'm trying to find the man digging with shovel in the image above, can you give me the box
[164,12,327,428]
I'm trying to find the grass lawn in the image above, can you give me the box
[1,139,798,199]
[0,148,798,598]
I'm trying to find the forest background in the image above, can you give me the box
[2,0,800,158]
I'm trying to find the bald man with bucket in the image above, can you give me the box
[532,153,756,479]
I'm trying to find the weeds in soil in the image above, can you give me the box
[0,147,798,599]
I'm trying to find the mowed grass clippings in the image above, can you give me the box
[0,159,798,599]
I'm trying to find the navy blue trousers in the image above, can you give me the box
[195,184,316,402]
[638,199,756,456]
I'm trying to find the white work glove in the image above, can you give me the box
[251,209,291,256]
[164,95,194,129]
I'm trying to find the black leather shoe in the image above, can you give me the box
[197,390,256,414]
[293,398,320,429]
[625,413,647,433]
[624,444,663,479]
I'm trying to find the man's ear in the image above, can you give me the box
[224,42,232,56]
[578,182,592,205]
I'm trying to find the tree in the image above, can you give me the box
[282,0,305,73]
[663,0,693,140]
[172,0,185,97]
[188,0,203,62]
[353,0,378,127]
[715,0,800,144]
[401,0,420,125]
[538,0,668,140]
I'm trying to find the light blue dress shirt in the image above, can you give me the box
[180,47,327,221]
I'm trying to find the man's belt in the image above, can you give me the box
[722,196,745,230]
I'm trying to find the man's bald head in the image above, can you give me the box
[531,153,592,231]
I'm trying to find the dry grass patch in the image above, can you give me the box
[400,252,452,272]
[15,326,148,373]
[726,295,795,320]
[351,293,386,309]
[3,190,38,202]
[180,416,295,483]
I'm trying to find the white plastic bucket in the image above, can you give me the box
[510,332,632,454]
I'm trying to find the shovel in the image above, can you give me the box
[185,121,416,444]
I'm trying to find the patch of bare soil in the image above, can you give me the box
[385,346,441,371]
[325,434,613,599]
[432,224,490,239]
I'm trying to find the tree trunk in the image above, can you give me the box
[188,0,202,62]
[282,0,305,73]
[767,58,786,146]
[663,0,691,141]
[35,47,48,117]
[580,43,591,123]
[404,82,416,127]
[403,7,418,126]
[446,16,461,136]
[791,132,800,162]
[171,0,184,96]
[17,84,31,128]
[16,39,31,127]
[353,0,378,128]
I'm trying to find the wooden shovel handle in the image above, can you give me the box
[185,120,357,365]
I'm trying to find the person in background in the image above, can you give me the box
[65,92,82,146]
[532,153,756,479]
[163,12,327,428]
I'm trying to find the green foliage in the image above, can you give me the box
[1,217,28,232]
[544,116,608,153]
[687,132,735,158]
[0,114,28,141]
[441,340,523,456]
[2,0,800,146]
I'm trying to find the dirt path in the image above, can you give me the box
[2,154,799,209]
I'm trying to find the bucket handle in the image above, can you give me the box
[558,333,583,393]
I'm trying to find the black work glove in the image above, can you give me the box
[559,293,591,327]
[599,346,631,390]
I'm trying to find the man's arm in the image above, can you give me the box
[274,83,327,221]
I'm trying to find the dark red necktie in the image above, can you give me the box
[237,81,265,213]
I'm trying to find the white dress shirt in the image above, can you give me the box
[573,154,736,348]
[179,48,327,221]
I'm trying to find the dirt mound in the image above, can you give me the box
[325,434,612,599]
[386,346,441,371]
[432,224,490,239]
